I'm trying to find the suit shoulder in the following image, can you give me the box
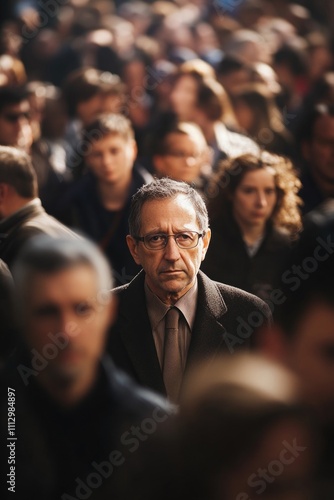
[214,281,271,315]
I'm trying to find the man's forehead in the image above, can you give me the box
[140,195,198,229]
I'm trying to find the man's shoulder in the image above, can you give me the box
[199,271,270,316]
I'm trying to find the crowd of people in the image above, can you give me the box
[0,0,334,499]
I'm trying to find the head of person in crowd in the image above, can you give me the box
[0,86,33,152]
[152,116,212,185]
[208,152,302,237]
[216,55,252,96]
[0,54,27,86]
[13,235,115,407]
[170,62,236,132]
[82,113,137,189]
[0,146,37,220]
[223,29,271,66]
[231,83,293,154]
[62,67,125,126]
[299,103,334,198]
[165,354,315,500]
[126,178,211,305]
[260,212,334,426]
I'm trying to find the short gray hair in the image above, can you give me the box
[128,178,209,236]
[13,235,113,300]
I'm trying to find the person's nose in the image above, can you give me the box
[163,236,181,261]
[57,310,80,338]
[256,191,267,208]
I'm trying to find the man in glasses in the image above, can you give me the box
[108,178,270,402]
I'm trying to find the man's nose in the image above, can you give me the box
[57,311,80,338]
[163,236,181,260]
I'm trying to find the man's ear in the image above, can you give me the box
[130,139,138,163]
[257,323,290,363]
[201,228,211,261]
[107,294,119,328]
[126,235,142,265]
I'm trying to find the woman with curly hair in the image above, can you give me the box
[202,152,302,300]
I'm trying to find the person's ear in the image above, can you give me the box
[126,235,142,265]
[201,228,211,261]
[107,294,118,327]
[256,323,290,363]
[130,139,138,162]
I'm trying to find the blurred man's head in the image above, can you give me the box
[153,121,211,184]
[0,86,33,151]
[14,236,116,406]
[301,104,334,195]
[83,113,137,187]
[0,146,38,219]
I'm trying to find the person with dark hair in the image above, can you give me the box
[55,113,152,286]
[108,177,271,402]
[0,86,32,152]
[0,235,171,500]
[297,103,334,214]
[151,114,212,193]
[170,63,259,169]
[0,146,78,269]
[202,152,302,300]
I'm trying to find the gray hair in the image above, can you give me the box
[13,235,113,302]
[128,177,209,236]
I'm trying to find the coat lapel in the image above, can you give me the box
[117,271,166,394]
[186,271,228,369]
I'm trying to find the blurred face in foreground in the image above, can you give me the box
[21,264,114,405]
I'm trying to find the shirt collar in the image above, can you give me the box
[144,278,198,330]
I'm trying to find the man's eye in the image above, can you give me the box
[34,305,59,317]
[178,233,193,241]
[75,302,93,315]
[149,235,165,242]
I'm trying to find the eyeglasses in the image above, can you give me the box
[164,151,201,161]
[1,111,30,123]
[135,231,205,250]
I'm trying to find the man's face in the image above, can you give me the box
[22,265,113,384]
[303,114,334,185]
[154,132,208,183]
[286,301,334,423]
[127,195,211,304]
[0,100,33,151]
[85,133,137,185]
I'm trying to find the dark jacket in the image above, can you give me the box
[108,270,271,396]
[0,200,78,270]
[202,215,293,301]
[0,354,171,500]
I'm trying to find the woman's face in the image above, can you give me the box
[233,97,255,134]
[170,75,198,121]
[232,168,277,230]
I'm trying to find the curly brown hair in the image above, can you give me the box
[207,152,303,235]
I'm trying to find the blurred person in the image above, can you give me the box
[231,83,295,157]
[55,113,152,286]
[131,353,316,500]
[202,152,302,300]
[0,146,78,270]
[273,43,309,114]
[0,235,171,500]
[62,67,125,170]
[259,209,334,496]
[109,178,271,401]
[297,103,334,214]
[170,68,259,168]
[216,56,252,96]
[151,114,212,193]
[0,86,33,152]
[0,54,26,86]
[223,29,272,66]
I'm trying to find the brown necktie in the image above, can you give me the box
[163,307,183,402]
